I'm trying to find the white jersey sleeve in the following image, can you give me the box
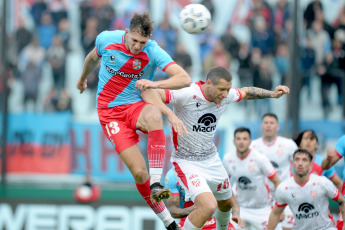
[258,153,277,179]
[164,87,192,107]
[223,88,242,104]
[275,183,288,207]
[320,176,340,201]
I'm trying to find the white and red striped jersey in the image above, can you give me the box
[165,81,241,161]
[222,149,276,208]
[275,174,339,230]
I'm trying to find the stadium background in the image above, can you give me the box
[0,0,345,229]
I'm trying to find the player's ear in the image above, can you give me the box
[125,28,129,34]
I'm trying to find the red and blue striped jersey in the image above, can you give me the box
[95,30,175,108]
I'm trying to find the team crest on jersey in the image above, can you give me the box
[248,164,255,172]
[133,59,141,70]
[310,190,318,198]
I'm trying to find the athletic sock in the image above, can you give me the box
[135,179,173,227]
[147,129,165,184]
[215,209,230,230]
[184,216,202,230]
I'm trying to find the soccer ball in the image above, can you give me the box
[179,4,211,34]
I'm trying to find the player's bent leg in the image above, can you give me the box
[137,104,169,201]
[215,198,232,230]
[187,192,218,228]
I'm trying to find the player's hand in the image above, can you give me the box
[135,79,158,91]
[326,148,337,166]
[232,215,244,228]
[167,113,188,137]
[77,79,87,94]
[272,85,290,98]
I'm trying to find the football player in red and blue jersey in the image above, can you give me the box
[76,12,191,230]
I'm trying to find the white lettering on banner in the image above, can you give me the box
[27,205,57,230]
[0,204,165,230]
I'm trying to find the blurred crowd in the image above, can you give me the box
[1,0,345,119]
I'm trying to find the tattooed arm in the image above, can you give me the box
[166,195,196,218]
[229,195,244,228]
[240,85,290,100]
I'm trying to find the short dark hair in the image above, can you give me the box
[294,130,318,147]
[206,66,232,85]
[262,113,278,122]
[293,148,313,161]
[129,12,153,37]
[234,127,251,138]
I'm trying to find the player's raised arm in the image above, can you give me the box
[267,205,286,230]
[321,148,341,169]
[156,64,192,89]
[141,89,187,137]
[77,47,101,94]
[240,85,290,100]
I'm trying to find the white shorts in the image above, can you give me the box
[171,154,232,202]
[231,205,271,230]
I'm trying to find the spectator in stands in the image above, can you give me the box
[56,88,72,112]
[220,25,240,60]
[253,56,273,118]
[57,18,70,51]
[300,36,316,102]
[38,11,57,49]
[274,43,289,85]
[31,0,47,27]
[198,26,218,61]
[21,60,42,111]
[315,9,334,40]
[246,0,273,32]
[303,0,323,29]
[81,16,98,57]
[307,19,331,66]
[318,38,345,117]
[203,40,231,75]
[18,36,45,72]
[47,35,66,91]
[251,15,274,56]
[15,18,32,56]
[48,0,68,27]
[153,13,178,57]
[173,42,192,75]
[94,0,115,33]
[273,0,291,45]
[79,0,95,33]
[44,87,58,112]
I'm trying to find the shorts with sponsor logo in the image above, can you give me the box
[231,205,271,230]
[172,154,232,202]
[97,101,148,153]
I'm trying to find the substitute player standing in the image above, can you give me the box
[251,113,298,229]
[268,148,345,230]
[142,66,290,230]
[223,127,281,229]
[76,12,191,230]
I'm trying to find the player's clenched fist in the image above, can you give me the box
[77,79,87,94]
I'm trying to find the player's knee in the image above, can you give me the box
[132,168,149,183]
[146,106,162,123]
[199,199,217,217]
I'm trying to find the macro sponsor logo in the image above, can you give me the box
[106,66,144,79]
[237,176,257,190]
[295,203,319,219]
[192,113,217,132]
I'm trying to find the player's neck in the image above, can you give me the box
[236,149,251,159]
[201,84,212,102]
[263,135,277,144]
[294,173,310,186]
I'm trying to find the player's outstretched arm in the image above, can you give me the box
[166,195,196,218]
[321,148,341,169]
[141,89,187,137]
[229,195,244,228]
[136,64,191,91]
[240,85,290,100]
[77,47,101,94]
[267,205,285,230]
